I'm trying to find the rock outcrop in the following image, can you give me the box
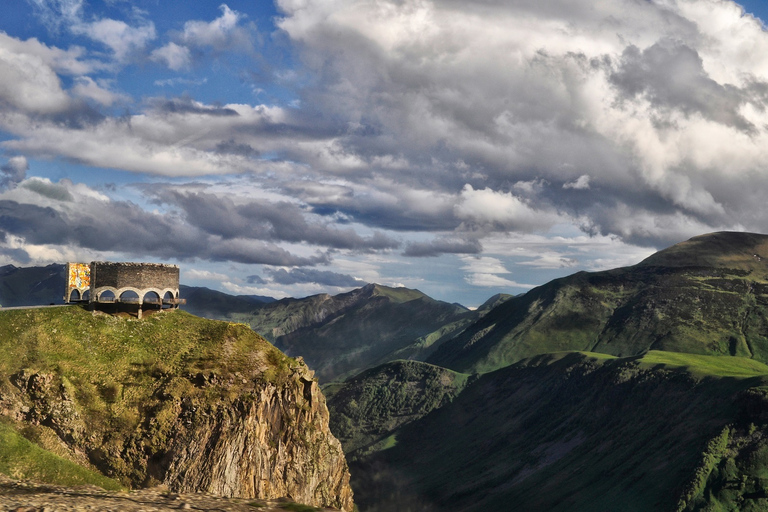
[162,364,353,509]
[0,309,353,511]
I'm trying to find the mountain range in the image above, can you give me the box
[7,232,768,510]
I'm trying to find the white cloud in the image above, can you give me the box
[74,18,156,61]
[150,42,191,71]
[71,76,127,106]
[460,255,536,288]
[183,268,231,281]
[563,175,591,190]
[0,39,71,114]
[455,184,564,231]
[179,4,250,50]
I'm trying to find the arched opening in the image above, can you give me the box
[119,290,140,303]
[82,290,90,301]
[69,289,81,302]
[99,290,116,302]
[143,291,161,305]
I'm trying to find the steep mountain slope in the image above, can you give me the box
[325,360,471,460]
[0,307,353,511]
[429,232,768,374]
[222,284,471,382]
[337,351,768,512]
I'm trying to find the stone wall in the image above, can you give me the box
[90,262,179,291]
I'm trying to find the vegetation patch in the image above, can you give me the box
[0,419,123,490]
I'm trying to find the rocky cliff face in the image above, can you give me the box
[162,364,353,509]
[0,309,353,511]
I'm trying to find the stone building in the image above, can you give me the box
[65,261,183,317]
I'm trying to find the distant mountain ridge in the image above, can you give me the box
[228,283,473,382]
[0,263,65,306]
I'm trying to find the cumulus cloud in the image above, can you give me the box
[272,0,768,246]
[0,38,72,114]
[455,185,564,232]
[179,4,251,51]
[74,18,156,61]
[563,175,591,190]
[8,0,768,282]
[150,42,191,71]
[148,3,254,71]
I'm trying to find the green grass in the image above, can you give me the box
[0,419,123,490]
[639,350,768,378]
[0,306,298,488]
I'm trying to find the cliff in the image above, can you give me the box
[0,307,353,511]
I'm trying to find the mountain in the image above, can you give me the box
[329,351,768,512]
[179,284,275,318]
[0,263,66,306]
[428,232,768,374]
[211,283,471,382]
[0,306,353,511]
[265,284,471,382]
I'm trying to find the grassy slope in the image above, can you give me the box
[0,306,296,487]
[428,232,768,375]
[0,419,123,490]
[349,351,768,512]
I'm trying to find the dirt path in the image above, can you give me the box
[0,476,338,512]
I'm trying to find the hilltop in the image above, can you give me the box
[0,306,353,511]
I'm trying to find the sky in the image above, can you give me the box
[1,0,768,307]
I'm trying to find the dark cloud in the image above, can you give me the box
[0,157,27,189]
[21,179,73,201]
[266,267,366,287]
[404,237,483,257]
[246,274,266,284]
[215,139,260,157]
[146,187,401,251]
[0,190,327,267]
[150,97,239,117]
[610,39,754,132]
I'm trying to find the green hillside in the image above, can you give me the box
[428,232,768,374]
[0,419,123,490]
[0,306,298,487]
[343,350,768,512]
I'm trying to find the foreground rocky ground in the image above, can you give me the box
[0,476,340,512]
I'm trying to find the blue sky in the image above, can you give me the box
[1,0,768,306]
